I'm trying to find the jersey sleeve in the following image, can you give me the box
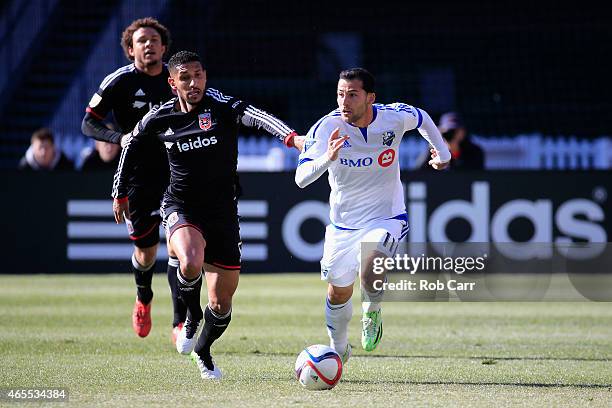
[205,88,297,145]
[403,105,451,163]
[111,108,159,198]
[387,103,422,133]
[239,103,297,143]
[82,71,125,144]
[297,117,333,166]
[86,72,122,121]
[294,117,338,188]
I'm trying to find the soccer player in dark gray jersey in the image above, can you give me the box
[112,88,297,205]
[113,51,302,380]
[81,18,186,343]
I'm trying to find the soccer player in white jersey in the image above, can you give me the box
[295,68,450,362]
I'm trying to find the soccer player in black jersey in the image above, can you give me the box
[112,51,302,379]
[81,18,186,342]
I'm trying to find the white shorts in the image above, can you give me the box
[320,218,408,287]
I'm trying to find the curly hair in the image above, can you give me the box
[121,17,171,61]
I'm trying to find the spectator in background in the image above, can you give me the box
[80,140,121,171]
[416,112,485,170]
[18,128,74,171]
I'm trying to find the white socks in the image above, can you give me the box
[362,278,384,313]
[362,300,381,314]
[325,298,352,353]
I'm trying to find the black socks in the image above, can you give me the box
[195,305,232,369]
[132,254,154,304]
[176,268,203,323]
[167,257,187,327]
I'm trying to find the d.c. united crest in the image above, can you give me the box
[382,130,396,146]
[198,113,212,130]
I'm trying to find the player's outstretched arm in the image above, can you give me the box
[238,103,301,149]
[207,88,302,149]
[295,128,348,188]
[415,109,451,170]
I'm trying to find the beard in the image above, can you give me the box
[144,58,161,67]
[344,109,365,124]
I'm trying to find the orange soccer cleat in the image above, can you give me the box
[132,298,152,338]
[171,322,184,345]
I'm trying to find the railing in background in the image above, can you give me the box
[50,133,612,172]
[473,135,611,170]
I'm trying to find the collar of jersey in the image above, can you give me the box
[346,105,377,129]
[347,105,377,142]
[132,62,168,78]
[172,97,207,114]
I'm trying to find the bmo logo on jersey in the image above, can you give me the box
[378,149,395,167]
[339,157,373,167]
[177,136,218,152]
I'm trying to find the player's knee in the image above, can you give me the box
[208,296,232,315]
[179,257,202,279]
[328,286,353,305]
[134,246,157,269]
[328,292,351,305]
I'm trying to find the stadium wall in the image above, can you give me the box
[4,171,610,274]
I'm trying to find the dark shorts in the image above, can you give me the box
[125,194,161,249]
[161,198,241,270]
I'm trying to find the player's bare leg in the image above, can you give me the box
[131,243,158,338]
[191,265,239,380]
[326,283,353,364]
[203,264,239,315]
[171,227,205,354]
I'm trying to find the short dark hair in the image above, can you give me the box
[121,17,171,61]
[168,51,204,72]
[339,68,375,93]
[31,128,54,144]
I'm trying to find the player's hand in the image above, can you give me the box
[120,134,132,148]
[292,136,306,152]
[113,197,130,224]
[428,148,450,170]
[327,128,349,161]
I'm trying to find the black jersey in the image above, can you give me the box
[112,87,296,209]
[86,64,173,135]
[84,63,174,194]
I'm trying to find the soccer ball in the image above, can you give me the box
[294,344,343,390]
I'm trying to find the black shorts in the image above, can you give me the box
[125,194,161,248]
[161,198,241,270]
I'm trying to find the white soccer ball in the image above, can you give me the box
[294,344,343,390]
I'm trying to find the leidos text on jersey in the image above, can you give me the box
[176,136,218,152]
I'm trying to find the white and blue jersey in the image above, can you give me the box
[296,103,450,286]
[297,103,429,230]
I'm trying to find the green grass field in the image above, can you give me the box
[1,274,611,407]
